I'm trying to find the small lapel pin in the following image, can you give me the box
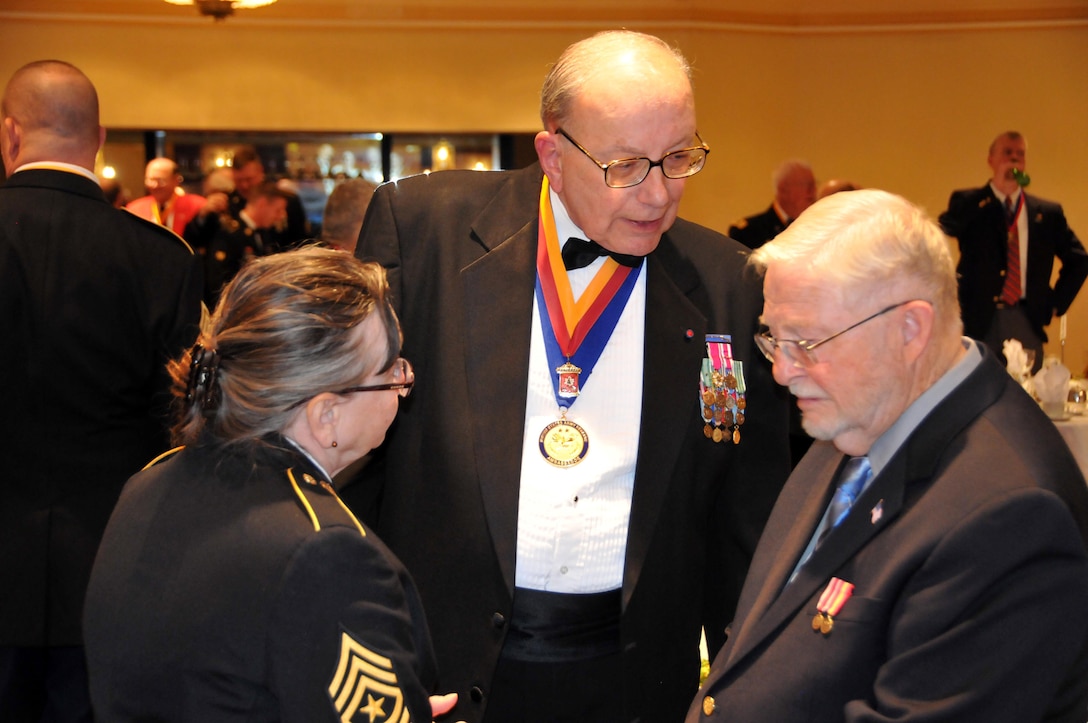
[871,499,884,524]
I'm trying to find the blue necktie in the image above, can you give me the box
[787,456,872,585]
[820,456,871,543]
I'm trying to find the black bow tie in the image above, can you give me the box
[561,237,643,271]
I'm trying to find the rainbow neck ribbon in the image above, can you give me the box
[534,177,643,409]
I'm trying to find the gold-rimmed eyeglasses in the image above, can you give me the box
[755,301,920,368]
[556,128,709,189]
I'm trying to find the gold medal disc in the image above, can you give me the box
[539,419,589,467]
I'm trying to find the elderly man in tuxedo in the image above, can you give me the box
[350,29,791,723]
[689,188,1088,722]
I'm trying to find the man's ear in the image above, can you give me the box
[535,130,563,193]
[901,300,935,364]
[2,116,21,167]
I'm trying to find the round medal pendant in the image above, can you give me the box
[539,419,589,467]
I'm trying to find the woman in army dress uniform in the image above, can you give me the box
[83,246,453,722]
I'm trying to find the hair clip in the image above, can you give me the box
[185,343,222,410]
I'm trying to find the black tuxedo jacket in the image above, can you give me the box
[688,350,1088,722]
[939,184,1088,342]
[0,168,203,646]
[350,164,791,723]
[728,204,786,250]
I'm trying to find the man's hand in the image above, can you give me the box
[429,692,464,722]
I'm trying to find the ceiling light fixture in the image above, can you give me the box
[163,0,277,22]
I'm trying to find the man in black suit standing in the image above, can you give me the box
[351,30,791,723]
[689,189,1088,722]
[729,159,818,466]
[0,60,203,722]
[939,131,1088,368]
[728,159,816,250]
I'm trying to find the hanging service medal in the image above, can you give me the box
[811,577,855,635]
[534,178,642,467]
[701,335,747,444]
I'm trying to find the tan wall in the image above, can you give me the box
[2,14,1086,367]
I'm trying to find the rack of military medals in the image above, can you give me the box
[700,334,746,444]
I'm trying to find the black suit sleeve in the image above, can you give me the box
[1046,202,1088,316]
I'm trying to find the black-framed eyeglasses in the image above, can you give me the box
[556,128,710,189]
[331,357,414,399]
[289,358,414,411]
[755,300,920,368]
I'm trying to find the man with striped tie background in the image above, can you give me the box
[939,130,1088,372]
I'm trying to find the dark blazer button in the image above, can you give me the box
[470,686,485,703]
[491,611,506,628]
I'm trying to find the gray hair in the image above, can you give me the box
[168,245,400,447]
[321,178,378,250]
[539,30,692,129]
[773,159,814,191]
[750,189,961,333]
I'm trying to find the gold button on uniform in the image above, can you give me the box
[702,695,716,716]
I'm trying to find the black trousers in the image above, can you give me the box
[0,646,94,723]
[483,650,625,723]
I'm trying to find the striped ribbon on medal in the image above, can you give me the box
[812,577,855,635]
[535,178,642,407]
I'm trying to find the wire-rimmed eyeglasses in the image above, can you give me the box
[755,301,920,368]
[288,358,414,411]
[556,128,710,189]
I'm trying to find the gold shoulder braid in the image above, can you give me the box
[285,468,365,537]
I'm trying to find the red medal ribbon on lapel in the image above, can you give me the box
[812,577,855,635]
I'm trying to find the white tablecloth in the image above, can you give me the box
[1053,414,1088,479]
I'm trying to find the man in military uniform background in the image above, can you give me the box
[204,180,289,308]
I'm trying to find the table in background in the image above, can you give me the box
[1053,413,1088,480]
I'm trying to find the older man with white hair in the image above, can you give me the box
[691,188,1088,723]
